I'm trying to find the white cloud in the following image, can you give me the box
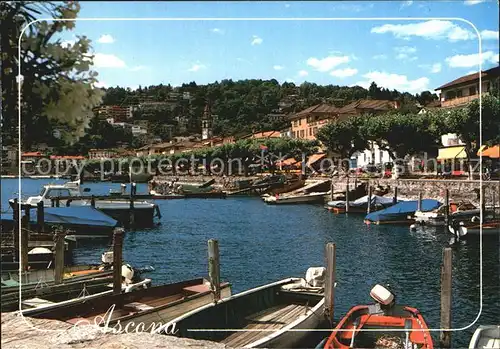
[285,78,295,83]
[298,70,309,77]
[431,63,442,73]
[330,68,358,78]
[445,51,499,68]
[129,65,147,72]
[306,55,350,72]
[394,46,417,60]
[93,53,126,68]
[418,63,442,73]
[354,71,430,93]
[372,54,387,60]
[251,35,263,45]
[464,0,485,5]
[481,30,499,40]
[467,70,479,75]
[187,64,206,72]
[273,65,284,70]
[211,28,224,34]
[371,20,475,42]
[97,34,115,44]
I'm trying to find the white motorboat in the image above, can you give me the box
[13,180,160,227]
[415,201,480,226]
[263,191,328,205]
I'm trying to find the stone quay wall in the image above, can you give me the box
[331,178,500,206]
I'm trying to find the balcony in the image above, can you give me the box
[441,93,487,108]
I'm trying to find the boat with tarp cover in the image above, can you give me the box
[364,199,441,225]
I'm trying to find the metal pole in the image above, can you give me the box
[324,243,336,326]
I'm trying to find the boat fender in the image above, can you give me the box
[410,224,417,231]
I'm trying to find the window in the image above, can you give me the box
[445,91,456,100]
[456,90,463,98]
[469,86,476,96]
[313,127,318,135]
[298,119,302,126]
[300,130,305,138]
[309,128,312,136]
[293,120,298,127]
[46,189,71,198]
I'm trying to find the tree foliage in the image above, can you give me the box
[1,1,104,148]
[98,81,438,141]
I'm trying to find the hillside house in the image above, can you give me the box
[435,66,500,108]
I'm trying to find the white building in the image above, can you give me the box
[350,141,392,168]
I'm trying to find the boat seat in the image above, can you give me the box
[22,297,55,309]
[122,302,155,312]
[182,284,210,296]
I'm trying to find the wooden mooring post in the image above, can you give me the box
[324,242,336,326]
[393,186,398,205]
[113,228,124,295]
[345,177,350,213]
[440,247,453,348]
[208,239,221,302]
[20,214,29,272]
[54,229,67,284]
[417,192,423,211]
[129,183,136,228]
[367,185,373,214]
[330,177,334,201]
[444,189,450,227]
[37,201,44,233]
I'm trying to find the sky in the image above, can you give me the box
[54,0,500,94]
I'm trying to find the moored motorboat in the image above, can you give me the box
[15,180,160,228]
[469,325,500,348]
[263,191,328,205]
[327,195,397,214]
[414,201,479,226]
[364,199,441,225]
[317,284,434,349]
[448,218,500,239]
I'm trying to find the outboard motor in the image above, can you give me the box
[122,264,135,284]
[370,284,396,313]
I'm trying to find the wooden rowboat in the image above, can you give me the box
[28,278,231,333]
[469,325,500,348]
[317,284,433,349]
[158,272,327,348]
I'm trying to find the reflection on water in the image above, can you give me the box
[1,179,498,348]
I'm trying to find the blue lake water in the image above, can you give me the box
[1,178,498,347]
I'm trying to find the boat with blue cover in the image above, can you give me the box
[364,199,441,225]
[1,206,118,239]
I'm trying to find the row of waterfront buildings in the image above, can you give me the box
[2,66,499,175]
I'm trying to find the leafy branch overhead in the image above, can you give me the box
[1,1,103,148]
